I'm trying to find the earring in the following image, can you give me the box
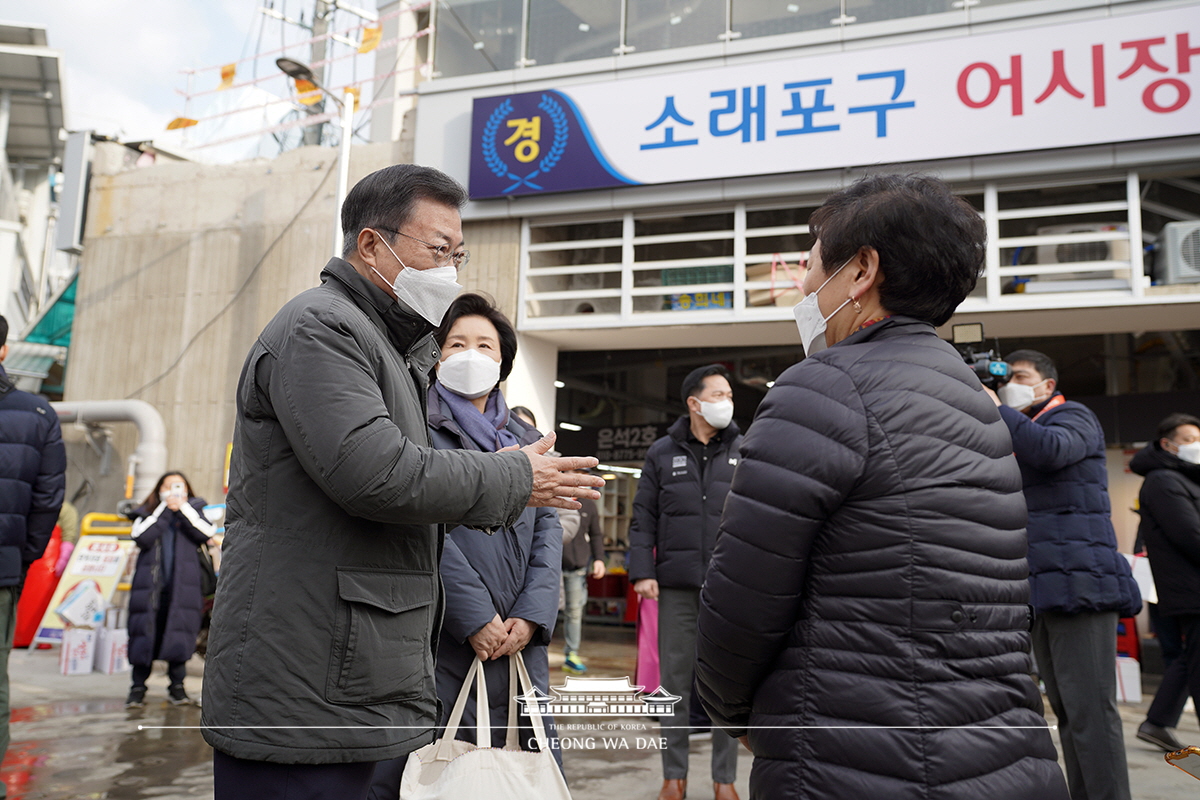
[852,297,862,313]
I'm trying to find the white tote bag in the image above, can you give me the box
[399,652,572,800]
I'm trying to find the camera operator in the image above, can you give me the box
[984,349,1141,800]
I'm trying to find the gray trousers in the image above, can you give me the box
[658,587,738,784]
[1032,610,1130,800]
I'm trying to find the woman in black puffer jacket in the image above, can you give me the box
[696,175,1068,800]
[125,471,215,708]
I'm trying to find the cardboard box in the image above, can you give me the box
[94,627,129,674]
[1115,655,1142,703]
[55,580,106,628]
[745,262,804,307]
[59,627,97,676]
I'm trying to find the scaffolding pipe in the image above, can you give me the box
[52,400,168,503]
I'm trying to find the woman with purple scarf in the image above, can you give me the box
[427,294,562,755]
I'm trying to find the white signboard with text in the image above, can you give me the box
[469,7,1200,197]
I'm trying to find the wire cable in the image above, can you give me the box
[125,157,338,400]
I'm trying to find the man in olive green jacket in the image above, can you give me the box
[201,165,599,799]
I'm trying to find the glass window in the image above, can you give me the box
[434,0,524,78]
[626,0,724,55]
[528,0,622,65]
[844,0,956,25]
[733,0,839,41]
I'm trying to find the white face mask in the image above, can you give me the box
[698,399,734,430]
[998,379,1048,411]
[438,349,501,399]
[793,260,853,357]
[1175,441,1200,465]
[370,231,461,325]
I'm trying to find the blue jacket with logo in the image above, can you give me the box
[999,394,1141,617]
[628,415,742,590]
[0,365,65,586]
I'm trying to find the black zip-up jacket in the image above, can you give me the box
[696,317,1067,800]
[1131,442,1200,617]
[627,416,742,590]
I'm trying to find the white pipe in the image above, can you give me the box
[52,400,168,502]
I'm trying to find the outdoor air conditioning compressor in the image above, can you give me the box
[1160,221,1200,285]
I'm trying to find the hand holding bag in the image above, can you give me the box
[196,544,217,598]
[400,652,571,800]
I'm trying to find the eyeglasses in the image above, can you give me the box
[378,227,470,269]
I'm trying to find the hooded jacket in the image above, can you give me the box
[627,416,742,590]
[0,365,65,586]
[1130,442,1200,617]
[998,395,1141,617]
[696,317,1067,800]
[201,259,533,765]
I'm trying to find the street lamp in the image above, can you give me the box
[277,57,355,259]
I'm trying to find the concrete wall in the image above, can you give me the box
[66,139,411,504]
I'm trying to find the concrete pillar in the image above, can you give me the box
[506,332,559,435]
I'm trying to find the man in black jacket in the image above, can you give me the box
[629,364,742,800]
[0,314,65,790]
[1130,413,1200,752]
[202,166,602,800]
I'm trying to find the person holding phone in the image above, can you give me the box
[125,471,215,708]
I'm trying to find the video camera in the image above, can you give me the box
[950,323,1010,390]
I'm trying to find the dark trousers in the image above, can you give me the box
[1147,614,1200,733]
[1032,610,1130,800]
[214,750,376,800]
[1146,605,1189,728]
[658,587,738,784]
[0,586,17,800]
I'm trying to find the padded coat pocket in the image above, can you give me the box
[326,568,436,705]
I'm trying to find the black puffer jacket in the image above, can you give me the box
[627,416,742,590]
[1130,443,1200,617]
[0,366,65,586]
[696,317,1067,800]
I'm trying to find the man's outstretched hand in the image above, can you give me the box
[519,432,603,510]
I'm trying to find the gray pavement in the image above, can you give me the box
[0,628,1197,798]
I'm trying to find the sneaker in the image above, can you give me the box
[125,686,147,709]
[168,684,192,706]
[1137,721,1185,752]
[563,652,588,674]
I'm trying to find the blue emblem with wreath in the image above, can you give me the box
[481,94,570,194]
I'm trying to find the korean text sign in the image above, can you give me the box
[469,7,1199,198]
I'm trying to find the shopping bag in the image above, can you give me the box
[400,652,571,800]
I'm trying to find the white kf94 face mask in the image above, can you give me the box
[1175,441,1200,465]
[370,231,462,325]
[997,379,1048,411]
[793,259,854,357]
[438,349,501,399]
[698,399,734,430]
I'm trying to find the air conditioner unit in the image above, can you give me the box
[1161,221,1200,284]
[1035,223,1130,264]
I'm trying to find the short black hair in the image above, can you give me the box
[681,364,731,402]
[1004,349,1059,384]
[808,174,984,327]
[0,314,7,347]
[1158,412,1200,441]
[510,406,537,426]
[341,165,468,258]
[434,293,518,382]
